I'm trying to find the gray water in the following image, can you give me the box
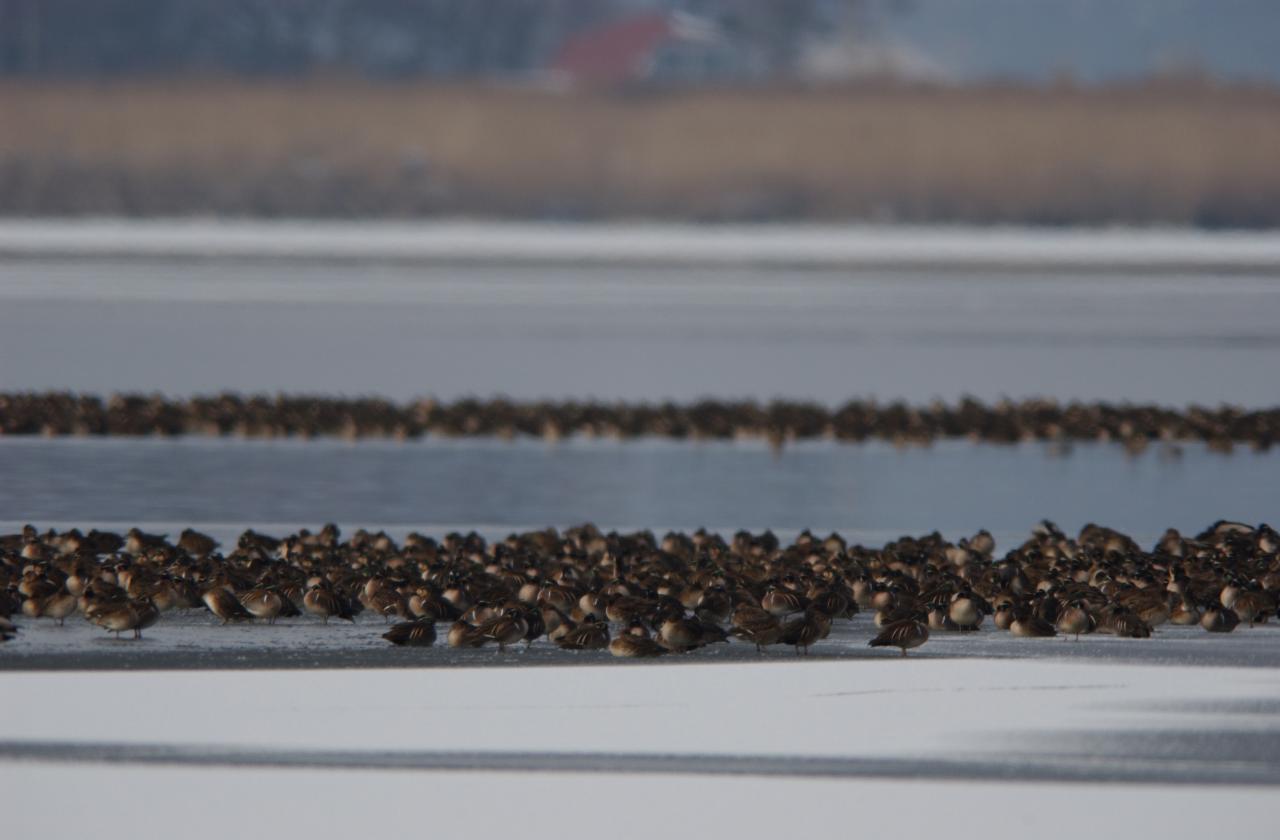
[2,258,1279,404]
[1,436,1274,542]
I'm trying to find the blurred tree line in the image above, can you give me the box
[0,0,854,79]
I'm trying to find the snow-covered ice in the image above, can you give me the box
[1,654,1274,756]
[2,652,1278,837]
[2,763,1272,840]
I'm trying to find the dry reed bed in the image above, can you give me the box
[1,82,1278,223]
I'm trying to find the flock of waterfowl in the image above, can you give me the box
[2,393,1278,452]
[3,520,1277,658]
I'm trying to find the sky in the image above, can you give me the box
[877,0,1280,84]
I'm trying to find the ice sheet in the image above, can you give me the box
[3,219,1280,268]
[2,763,1273,840]
[4,656,1278,762]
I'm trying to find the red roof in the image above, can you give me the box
[550,13,673,86]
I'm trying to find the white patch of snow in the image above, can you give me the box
[2,659,1277,759]
[0,762,1273,840]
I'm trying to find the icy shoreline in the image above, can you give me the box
[5,612,1280,671]
[3,219,1280,270]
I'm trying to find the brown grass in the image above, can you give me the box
[2,80,1279,223]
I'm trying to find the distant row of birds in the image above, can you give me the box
[3,519,1277,658]
[2,392,1277,452]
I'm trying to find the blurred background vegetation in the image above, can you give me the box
[2,0,1278,225]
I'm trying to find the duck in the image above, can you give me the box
[730,605,783,652]
[1230,585,1274,627]
[77,582,127,616]
[780,607,831,655]
[177,528,218,557]
[868,616,929,656]
[1200,605,1240,633]
[366,588,410,624]
[807,585,853,620]
[87,596,158,639]
[125,528,168,555]
[1009,608,1057,638]
[1055,600,1096,640]
[519,605,546,648]
[965,529,996,557]
[474,608,529,651]
[19,572,57,603]
[1098,605,1152,638]
[849,576,875,609]
[760,581,808,617]
[407,587,450,621]
[303,582,356,624]
[875,599,925,628]
[947,589,986,631]
[1168,596,1202,626]
[458,603,499,626]
[927,602,962,632]
[0,586,21,619]
[654,606,717,653]
[555,615,610,650]
[239,587,285,624]
[546,612,575,645]
[382,618,438,647]
[148,577,184,612]
[577,592,607,620]
[604,594,652,625]
[695,585,734,623]
[535,582,575,615]
[1219,578,1243,609]
[609,627,667,658]
[202,586,254,624]
[133,596,160,637]
[446,619,486,648]
[26,588,78,625]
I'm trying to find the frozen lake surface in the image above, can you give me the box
[3,653,1279,838]
[2,222,1279,404]
[2,223,1277,832]
[2,764,1271,840]
[6,651,1280,782]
